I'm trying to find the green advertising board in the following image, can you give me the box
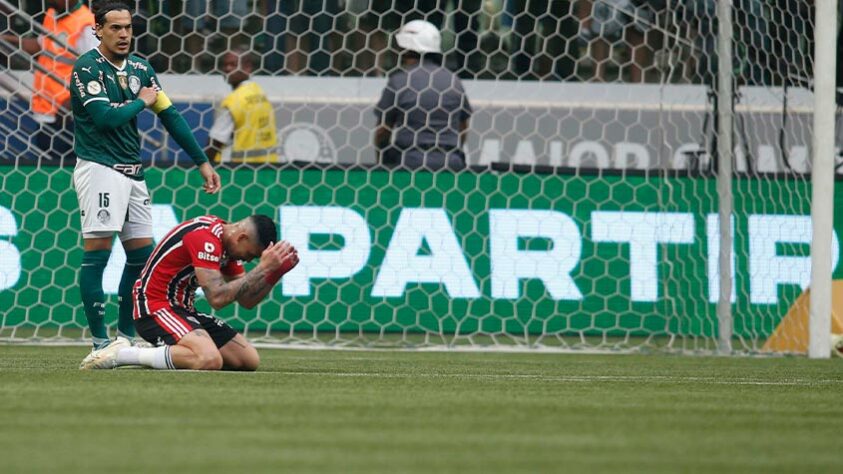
[0,165,836,344]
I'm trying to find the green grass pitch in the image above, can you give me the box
[0,346,840,473]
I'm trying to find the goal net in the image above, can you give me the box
[0,0,835,353]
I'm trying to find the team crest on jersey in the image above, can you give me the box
[128,75,141,94]
[96,209,110,223]
[86,81,101,95]
[116,71,127,90]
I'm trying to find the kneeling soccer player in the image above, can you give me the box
[80,214,298,371]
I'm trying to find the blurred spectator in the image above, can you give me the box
[181,0,249,35]
[770,0,813,87]
[577,0,662,83]
[434,0,485,79]
[131,1,175,73]
[734,0,773,85]
[177,0,251,72]
[508,0,578,80]
[678,0,775,86]
[374,21,472,170]
[206,49,279,164]
[261,0,343,75]
[1,0,97,162]
[346,0,441,76]
[466,0,512,79]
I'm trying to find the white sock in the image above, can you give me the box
[115,347,140,366]
[116,346,174,370]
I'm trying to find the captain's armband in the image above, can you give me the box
[151,91,173,114]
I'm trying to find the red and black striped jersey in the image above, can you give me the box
[133,215,244,318]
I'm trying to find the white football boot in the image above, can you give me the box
[79,336,132,370]
[132,338,155,348]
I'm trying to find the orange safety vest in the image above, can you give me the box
[31,5,94,117]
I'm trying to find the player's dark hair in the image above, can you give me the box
[250,215,278,249]
[92,1,133,29]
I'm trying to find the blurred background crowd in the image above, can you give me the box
[2,0,817,86]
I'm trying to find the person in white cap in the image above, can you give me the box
[373,20,472,170]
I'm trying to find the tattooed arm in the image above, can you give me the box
[195,266,272,310]
[195,241,299,310]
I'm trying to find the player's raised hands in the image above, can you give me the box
[277,241,299,274]
[260,241,300,276]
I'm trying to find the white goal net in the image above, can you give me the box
[0,0,837,354]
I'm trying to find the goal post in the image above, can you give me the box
[808,0,838,359]
[716,0,735,354]
[0,1,837,355]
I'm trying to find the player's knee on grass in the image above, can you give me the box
[197,349,224,371]
[179,330,224,370]
[221,340,260,371]
[181,344,223,370]
[188,338,223,370]
[230,346,259,371]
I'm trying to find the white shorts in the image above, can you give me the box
[73,159,153,241]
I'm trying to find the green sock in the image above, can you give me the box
[80,250,111,346]
[118,245,154,338]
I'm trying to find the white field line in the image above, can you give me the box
[73,368,843,386]
[2,363,839,385]
[272,372,842,386]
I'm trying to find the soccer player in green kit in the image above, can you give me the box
[71,1,221,368]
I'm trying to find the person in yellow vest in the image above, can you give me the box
[2,0,98,162]
[205,49,279,164]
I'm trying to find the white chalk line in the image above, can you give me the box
[271,371,841,386]
[59,368,840,386]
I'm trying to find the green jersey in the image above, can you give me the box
[70,48,160,173]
